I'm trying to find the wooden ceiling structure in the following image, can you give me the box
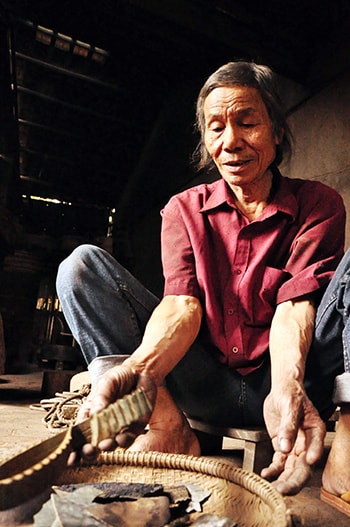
[0,0,349,240]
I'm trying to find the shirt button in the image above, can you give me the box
[227,308,234,315]
[232,346,239,353]
[234,269,241,275]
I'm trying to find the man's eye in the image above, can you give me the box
[210,125,224,133]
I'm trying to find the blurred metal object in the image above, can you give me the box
[0,387,153,517]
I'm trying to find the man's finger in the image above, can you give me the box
[260,451,287,480]
[116,431,138,448]
[277,436,293,453]
[304,422,326,465]
[67,451,78,467]
[89,377,117,415]
[98,437,117,451]
[276,403,302,454]
[76,399,93,423]
[271,464,311,495]
[81,443,99,462]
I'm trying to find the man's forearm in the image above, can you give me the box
[123,294,203,385]
[269,298,316,390]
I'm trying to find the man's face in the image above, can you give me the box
[203,85,280,189]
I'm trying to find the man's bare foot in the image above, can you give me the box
[128,386,201,456]
[322,405,350,496]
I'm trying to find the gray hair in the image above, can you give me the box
[193,61,293,171]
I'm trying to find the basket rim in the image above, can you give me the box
[96,450,293,526]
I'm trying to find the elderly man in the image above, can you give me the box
[56,61,350,510]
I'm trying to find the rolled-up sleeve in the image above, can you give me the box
[276,183,346,304]
[161,198,200,298]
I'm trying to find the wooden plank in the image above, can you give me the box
[187,418,269,442]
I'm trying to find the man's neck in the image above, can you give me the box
[230,170,273,221]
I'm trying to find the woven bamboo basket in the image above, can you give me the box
[57,450,292,526]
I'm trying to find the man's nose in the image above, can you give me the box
[223,124,242,150]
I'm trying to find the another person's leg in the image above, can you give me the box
[306,249,350,510]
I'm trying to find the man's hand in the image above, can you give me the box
[261,380,326,495]
[68,365,157,465]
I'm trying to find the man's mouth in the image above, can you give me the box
[224,159,250,168]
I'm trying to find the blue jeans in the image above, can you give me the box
[56,244,350,427]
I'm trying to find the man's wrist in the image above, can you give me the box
[271,365,305,392]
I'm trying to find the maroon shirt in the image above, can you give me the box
[160,171,346,374]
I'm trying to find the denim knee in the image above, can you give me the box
[56,244,103,294]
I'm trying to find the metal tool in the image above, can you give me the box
[0,387,153,511]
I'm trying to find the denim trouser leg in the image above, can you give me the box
[166,344,270,427]
[306,248,350,412]
[56,244,159,382]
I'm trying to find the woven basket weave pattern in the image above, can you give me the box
[57,450,292,527]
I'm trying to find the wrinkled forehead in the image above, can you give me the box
[203,85,270,121]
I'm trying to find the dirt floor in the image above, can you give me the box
[0,370,349,526]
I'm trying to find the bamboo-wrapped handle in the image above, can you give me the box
[76,386,153,447]
[0,387,153,512]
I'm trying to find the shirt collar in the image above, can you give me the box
[200,169,298,222]
[200,178,236,212]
